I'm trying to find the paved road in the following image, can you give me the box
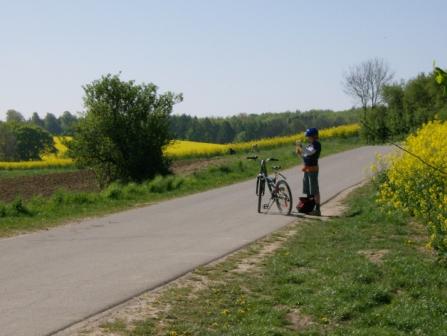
[0,146,391,336]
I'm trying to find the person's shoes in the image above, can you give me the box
[308,208,321,216]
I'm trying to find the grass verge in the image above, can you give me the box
[92,184,447,336]
[0,138,359,237]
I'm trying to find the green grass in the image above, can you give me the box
[112,184,447,336]
[0,138,360,237]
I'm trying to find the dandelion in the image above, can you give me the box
[221,309,230,316]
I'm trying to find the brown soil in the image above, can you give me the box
[0,170,99,202]
[0,157,226,203]
[171,157,230,175]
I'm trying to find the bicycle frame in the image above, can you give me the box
[248,155,292,215]
[255,159,287,197]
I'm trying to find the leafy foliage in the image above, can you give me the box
[434,66,447,93]
[12,124,56,161]
[0,122,55,161]
[362,72,447,142]
[0,122,17,161]
[69,74,182,185]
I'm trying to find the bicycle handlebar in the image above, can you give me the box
[246,156,279,162]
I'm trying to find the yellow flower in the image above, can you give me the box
[376,120,447,252]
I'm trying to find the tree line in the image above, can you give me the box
[343,57,447,142]
[170,109,359,144]
[4,109,78,135]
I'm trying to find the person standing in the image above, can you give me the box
[296,128,321,216]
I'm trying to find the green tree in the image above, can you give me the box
[30,112,45,128]
[44,113,62,135]
[0,122,17,161]
[382,83,406,136]
[11,124,56,160]
[59,111,78,135]
[6,109,25,123]
[69,74,182,186]
[434,66,447,93]
[435,65,447,118]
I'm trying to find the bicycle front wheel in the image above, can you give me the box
[275,180,293,215]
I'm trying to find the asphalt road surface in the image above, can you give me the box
[0,146,391,336]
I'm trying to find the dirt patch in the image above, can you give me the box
[286,309,314,331]
[171,157,230,175]
[0,170,98,202]
[357,249,389,264]
[321,184,362,218]
[233,230,296,274]
[0,157,223,203]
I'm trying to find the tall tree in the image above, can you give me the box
[30,112,45,128]
[44,113,62,135]
[6,109,25,123]
[0,122,17,161]
[343,57,394,116]
[59,111,78,135]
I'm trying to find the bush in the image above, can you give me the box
[102,183,124,200]
[377,120,447,253]
[147,175,184,193]
[69,74,182,186]
[122,182,146,198]
[9,198,32,216]
[0,203,6,217]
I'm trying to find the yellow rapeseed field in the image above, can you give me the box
[167,123,360,158]
[376,120,447,252]
[0,124,359,169]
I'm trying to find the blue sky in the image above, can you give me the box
[0,0,446,119]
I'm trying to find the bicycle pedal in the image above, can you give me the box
[263,204,269,209]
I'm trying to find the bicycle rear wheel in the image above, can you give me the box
[275,180,293,215]
[257,177,265,213]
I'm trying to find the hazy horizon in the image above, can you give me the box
[1,0,446,120]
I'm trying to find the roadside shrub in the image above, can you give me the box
[64,192,95,205]
[102,183,124,200]
[122,182,146,198]
[377,120,447,253]
[147,175,185,193]
[0,203,6,217]
[9,198,32,216]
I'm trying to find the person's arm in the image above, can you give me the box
[295,142,303,157]
[302,143,319,157]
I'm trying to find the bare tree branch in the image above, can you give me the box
[343,57,394,112]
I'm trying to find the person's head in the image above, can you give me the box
[304,128,319,142]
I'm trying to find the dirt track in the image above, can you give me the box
[0,170,99,202]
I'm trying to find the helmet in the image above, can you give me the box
[305,128,318,137]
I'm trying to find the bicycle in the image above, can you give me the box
[247,156,293,215]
